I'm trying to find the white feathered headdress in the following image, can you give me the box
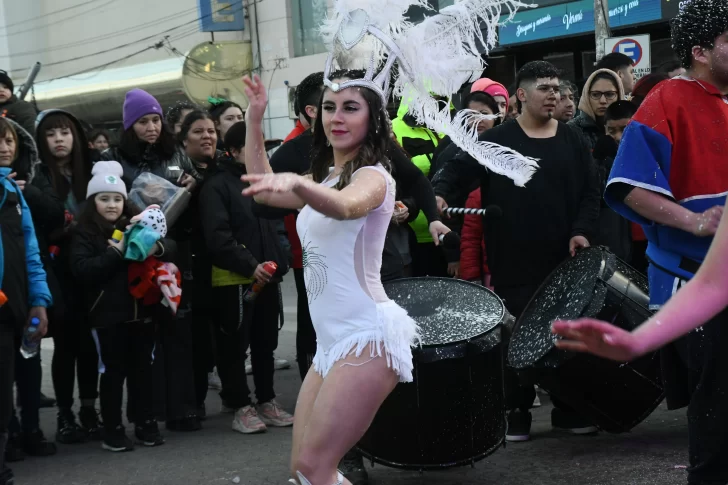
[320,0,539,186]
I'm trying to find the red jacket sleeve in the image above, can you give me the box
[460,189,484,281]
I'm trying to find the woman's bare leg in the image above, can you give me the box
[294,344,399,485]
[290,366,324,479]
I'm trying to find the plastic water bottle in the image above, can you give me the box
[20,317,41,359]
[243,262,278,303]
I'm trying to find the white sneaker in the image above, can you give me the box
[232,405,267,434]
[257,400,295,427]
[274,357,291,370]
[208,369,222,390]
[532,394,541,408]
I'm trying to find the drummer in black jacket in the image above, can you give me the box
[199,121,294,434]
[433,61,601,442]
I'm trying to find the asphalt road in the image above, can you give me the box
[10,278,691,485]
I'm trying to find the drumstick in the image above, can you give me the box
[444,205,503,217]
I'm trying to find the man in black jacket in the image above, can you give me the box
[199,121,294,435]
[0,71,36,136]
[433,61,601,442]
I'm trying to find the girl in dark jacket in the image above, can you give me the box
[71,161,176,452]
[35,109,101,444]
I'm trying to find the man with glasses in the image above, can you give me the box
[568,69,625,151]
[433,61,600,442]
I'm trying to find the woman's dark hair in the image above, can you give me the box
[37,113,92,201]
[118,117,178,162]
[310,69,391,190]
[208,98,244,123]
[463,91,502,126]
[631,73,669,107]
[166,101,200,129]
[0,117,18,163]
[88,128,111,145]
[224,121,247,153]
[76,195,136,240]
[177,110,216,143]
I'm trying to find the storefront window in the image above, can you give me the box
[290,0,329,57]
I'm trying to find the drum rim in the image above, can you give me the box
[384,277,505,348]
[508,246,646,367]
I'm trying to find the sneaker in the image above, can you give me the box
[208,369,222,390]
[56,409,88,444]
[79,406,103,440]
[39,393,56,409]
[134,420,165,447]
[257,400,295,427]
[551,408,598,435]
[532,394,541,408]
[0,466,14,485]
[245,363,253,375]
[339,449,369,485]
[166,414,202,432]
[102,425,134,452]
[3,433,24,463]
[274,357,292,370]
[505,410,532,442]
[232,406,267,434]
[21,429,57,456]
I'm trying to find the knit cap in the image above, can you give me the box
[123,89,163,131]
[471,78,510,111]
[87,161,127,199]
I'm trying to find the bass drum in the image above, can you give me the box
[357,278,508,470]
[508,246,664,432]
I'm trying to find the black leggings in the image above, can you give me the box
[95,321,155,429]
[294,269,316,381]
[51,314,99,410]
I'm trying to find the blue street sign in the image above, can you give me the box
[198,0,245,32]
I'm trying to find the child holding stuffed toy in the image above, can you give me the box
[70,161,177,452]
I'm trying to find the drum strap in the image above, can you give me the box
[296,471,344,485]
[646,255,699,280]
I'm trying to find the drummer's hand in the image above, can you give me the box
[569,235,589,257]
[436,196,450,219]
[551,318,641,362]
[429,221,450,246]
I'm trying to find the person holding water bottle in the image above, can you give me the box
[70,161,177,453]
[0,116,53,485]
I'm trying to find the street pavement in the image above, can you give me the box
[10,277,691,485]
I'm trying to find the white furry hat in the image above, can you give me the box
[86,161,127,200]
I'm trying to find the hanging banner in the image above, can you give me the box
[604,34,651,79]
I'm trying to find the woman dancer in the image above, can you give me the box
[241,72,419,485]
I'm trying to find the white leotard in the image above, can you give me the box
[296,164,420,382]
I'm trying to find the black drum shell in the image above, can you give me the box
[357,278,507,470]
[508,247,664,433]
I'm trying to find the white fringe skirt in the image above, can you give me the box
[311,300,421,383]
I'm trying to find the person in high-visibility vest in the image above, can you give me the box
[391,98,448,277]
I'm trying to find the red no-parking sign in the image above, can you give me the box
[604,34,652,80]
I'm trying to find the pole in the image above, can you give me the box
[594,0,610,63]
[17,62,41,101]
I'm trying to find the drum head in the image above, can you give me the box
[384,278,504,347]
[508,247,606,369]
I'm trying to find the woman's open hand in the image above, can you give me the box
[242,173,303,197]
[242,74,268,126]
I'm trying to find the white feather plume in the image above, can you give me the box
[319,0,541,186]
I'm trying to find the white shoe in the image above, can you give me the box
[208,369,222,390]
[274,357,291,370]
[232,405,267,434]
[532,394,541,407]
[257,400,295,427]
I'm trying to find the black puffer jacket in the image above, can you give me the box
[199,158,289,284]
[70,225,177,328]
[568,112,603,152]
[0,96,36,135]
[101,145,200,188]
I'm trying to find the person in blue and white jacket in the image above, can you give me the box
[0,116,52,485]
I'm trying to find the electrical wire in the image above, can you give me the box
[11,2,237,75]
[0,7,198,58]
[37,46,159,83]
[0,0,117,38]
[0,0,109,31]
